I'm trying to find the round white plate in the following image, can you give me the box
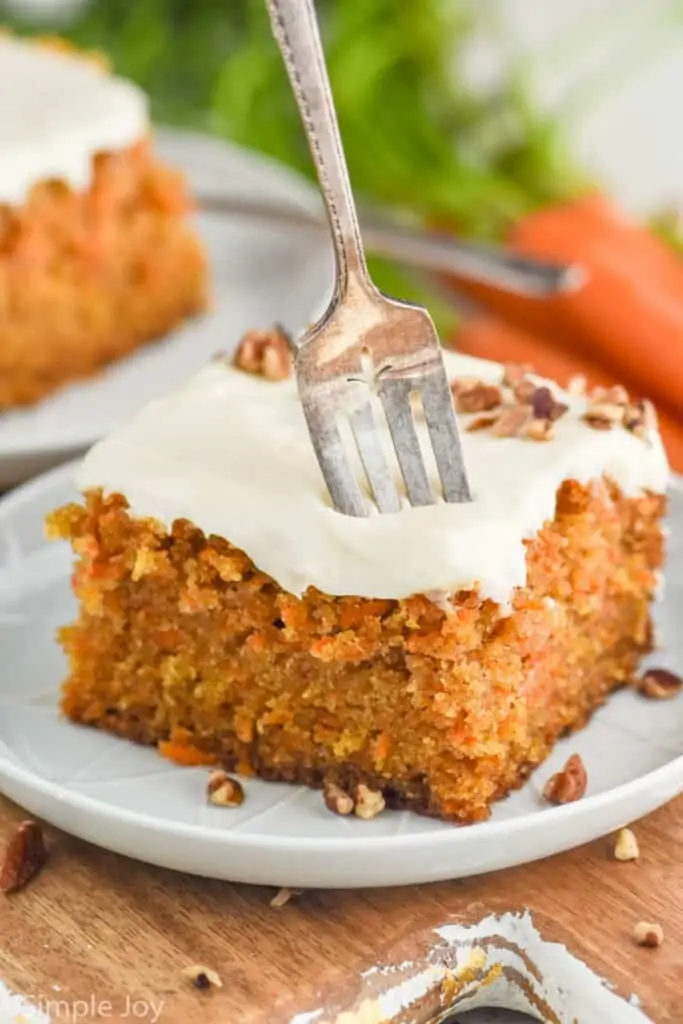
[0,129,332,488]
[1,466,682,889]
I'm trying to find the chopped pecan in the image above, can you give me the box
[623,403,646,437]
[206,770,244,807]
[0,820,47,894]
[614,827,639,862]
[583,383,638,432]
[491,405,530,438]
[451,380,503,413]
[583,413,614,431]
[524,417,555,442]
[513,378,537,404]
[633,922,664,948]
[354,783,386,820]
[501,363,531,388]
[270,886,302,909]
[466,414,499,433]
[542,753,587,805]
[181,964,223,989]
[500,363,537,403]
[450,376,477,395]
[322,779,385,818]
[531,386,568,423]
[232,326,293,380]
[624,399,657,439]
[635,667,682,700]
[583,404,625,430]
[323,780,355,816]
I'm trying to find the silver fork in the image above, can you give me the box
[197,191,582,298]
[267,0,471,517]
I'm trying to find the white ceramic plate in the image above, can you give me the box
[0,129,332,489]
[0,467,682,889]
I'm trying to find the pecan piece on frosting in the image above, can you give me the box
[531,385,568,423]
[623,399,657,439]
[513,378,537,404]
[491,405,530,438]
[450,379,503,413]
[583,383,633,432]
[524,417,555,442]
[232,325,293,380]
[466,413,499,433]
[501,363,531,388]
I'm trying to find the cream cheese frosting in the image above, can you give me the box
[76,350,669,605]
[0,35,148,205]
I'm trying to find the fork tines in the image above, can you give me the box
[303,367,471,517]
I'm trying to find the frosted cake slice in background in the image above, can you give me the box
[0,35,207,409]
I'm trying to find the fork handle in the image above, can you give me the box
[266,0,371,299]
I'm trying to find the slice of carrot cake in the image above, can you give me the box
[0,35,207,409]
[47,330,669,822]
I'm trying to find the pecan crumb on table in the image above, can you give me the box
[0,819,48,894]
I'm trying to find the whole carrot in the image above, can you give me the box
[447,194,683,420]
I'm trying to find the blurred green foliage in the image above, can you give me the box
[10,0,588,239]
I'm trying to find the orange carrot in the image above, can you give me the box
[447,194,683,420]
[158,739,218,767]
[454,316,683,472]
[456,314,621,391]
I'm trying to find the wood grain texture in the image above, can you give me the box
[0,792,681,1024]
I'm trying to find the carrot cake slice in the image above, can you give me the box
[47,330,669,822]
[0,35,207,410]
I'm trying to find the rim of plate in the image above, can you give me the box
[0,461,680,854]
[0,127,324,459]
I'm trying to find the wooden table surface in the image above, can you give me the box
[1,788,682,1024]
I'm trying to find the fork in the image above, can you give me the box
[267,0,471,517]
[197,190,582,298]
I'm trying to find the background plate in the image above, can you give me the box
[0,466,682,889]
[0,129,332,488]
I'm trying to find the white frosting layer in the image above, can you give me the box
[76,350,669,605]
[290,911,648,1022]
[0,36,148,204]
